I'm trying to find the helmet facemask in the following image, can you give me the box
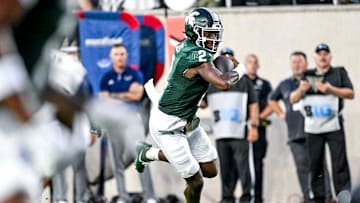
[194,24,223,54]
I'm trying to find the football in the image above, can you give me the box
[213,55,234,73]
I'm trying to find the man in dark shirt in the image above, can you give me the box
[245,54,273,203]
[206,49,259,203]
[269,51,332,202]
[291,43,354,203]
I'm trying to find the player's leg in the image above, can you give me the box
[199,161,217,178]
[188,126,218,178]
[154,135,203,203]
[184,172,204,203]
[134,107,174,172]
[136,108,205,202]
[150,128,203,202]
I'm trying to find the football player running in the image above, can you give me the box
[135,8,248,203]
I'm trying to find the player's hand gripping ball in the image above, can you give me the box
[214,55,240,87]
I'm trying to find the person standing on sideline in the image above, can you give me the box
[290,43,354,203]
[134,8,247,203]
[206,48,259,203]
[98,43,157,203]
[244,54,273,203]
[269,51,333,203]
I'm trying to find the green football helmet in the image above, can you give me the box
[185,7,223,54]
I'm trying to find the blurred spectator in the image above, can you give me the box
[290,43,354,203]
[1,2,93,202]
[245,53,273,203]
[206,49,259,203]
[99,44,144,103]
[269,51,333,202]
[51,40,92,203]
[98,43,156,203]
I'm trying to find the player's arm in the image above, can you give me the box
[192,62,240,90]
[110,82,144,101]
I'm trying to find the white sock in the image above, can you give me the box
[145,147,160,161]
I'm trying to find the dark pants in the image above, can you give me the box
[306,128,351,203]
[289,140,333,202]
[217,139,252,203]
[252,127,267,203]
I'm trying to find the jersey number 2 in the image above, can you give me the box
[198,50,206,62]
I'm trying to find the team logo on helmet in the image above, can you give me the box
[185,11,199,27]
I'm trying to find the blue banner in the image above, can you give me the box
[136,15,165,84]
[78,11,140,94]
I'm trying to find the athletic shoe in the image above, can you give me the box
[134,142,153,173]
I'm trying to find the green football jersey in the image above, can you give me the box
[159,39,213,121]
